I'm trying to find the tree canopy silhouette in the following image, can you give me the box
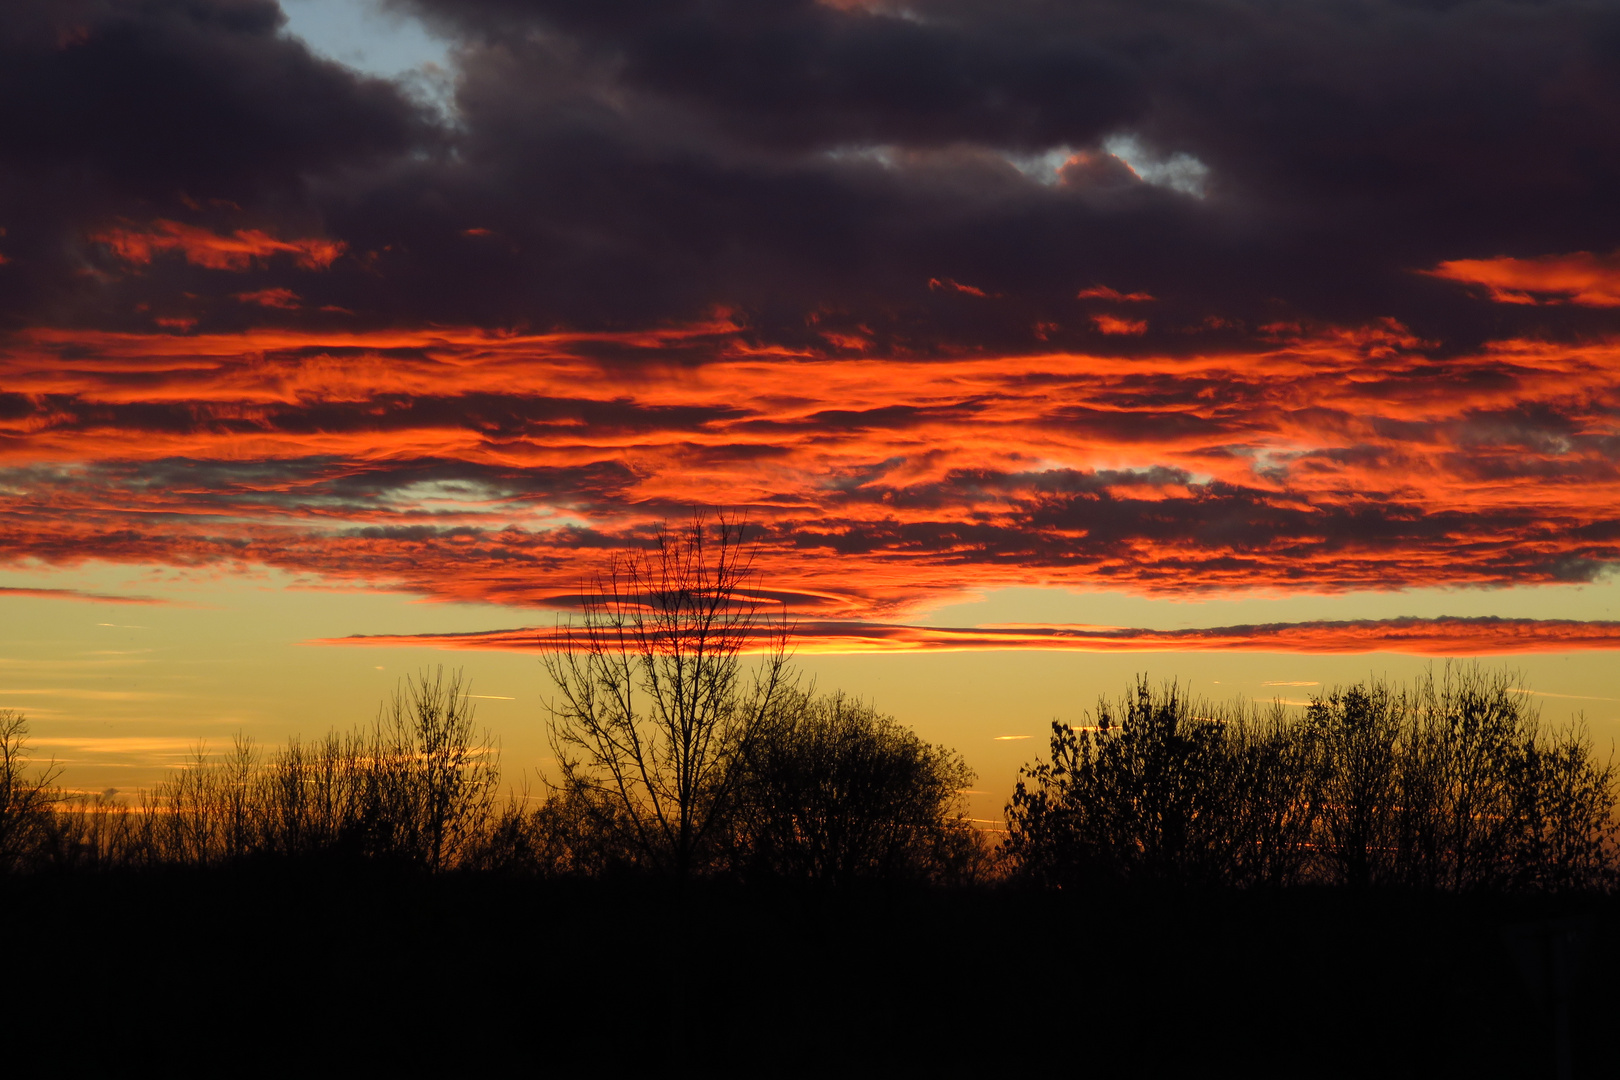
[731,690,981,884]
[1005,666,1618,893]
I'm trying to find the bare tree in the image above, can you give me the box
[0,710,59,872]
[542,513,796,878]
[368,666,500,871]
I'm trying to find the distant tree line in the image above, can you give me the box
[1,670,1615,894]
[0,516,1615,895]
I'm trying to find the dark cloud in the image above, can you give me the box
[410,0,1139,151]
[5,0,1618,344]
[0,0,431,329]
[364,0,1620,345]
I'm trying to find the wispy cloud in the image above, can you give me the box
[0,688,171,701]
[314,616,1620,656]
[1505,688,1620,703]
[0,587,165,605]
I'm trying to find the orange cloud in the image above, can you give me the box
[1426,251,1620,306]
[1092,314,1147,335]
[316,616,1620,656]
[233,288,301,309]
[90,220,345,272]
[1077,285,1155,302]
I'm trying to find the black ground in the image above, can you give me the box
[6,870,1615,1076]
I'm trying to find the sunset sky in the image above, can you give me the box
[6,0,1620,813]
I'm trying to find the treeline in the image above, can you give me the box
[0,671,985,883]
[2,664,1616,895]
[1008,666,1619,893]
[0,670,500,874]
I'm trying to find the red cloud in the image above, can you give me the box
[91,220,345,272]
[1426,251,1620,307]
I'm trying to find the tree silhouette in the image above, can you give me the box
[0,711,58,873]
[731,690,980,883]
[542,513,796,878]
[1004,678,1251,888]
[1006,667,1619,893]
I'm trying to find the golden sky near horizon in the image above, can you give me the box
[10,562,1620,821]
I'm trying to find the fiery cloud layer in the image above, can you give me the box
[90,220,345,272]
[3,0,1620,651]
[3,318,1619,621]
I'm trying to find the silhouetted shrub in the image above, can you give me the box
[730,691,983,884]
[466,781,642,877]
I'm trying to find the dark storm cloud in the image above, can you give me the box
[7,0,1620,343]
[361,0,1620,344]
[0,0,430,329]
[406,0,1138,150]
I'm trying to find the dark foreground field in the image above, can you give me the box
[6,871,1616,1077]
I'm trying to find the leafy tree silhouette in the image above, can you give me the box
[731,689,982,884]
[1007,667,1619,892]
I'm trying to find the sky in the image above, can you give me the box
[5,0,1620,816]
